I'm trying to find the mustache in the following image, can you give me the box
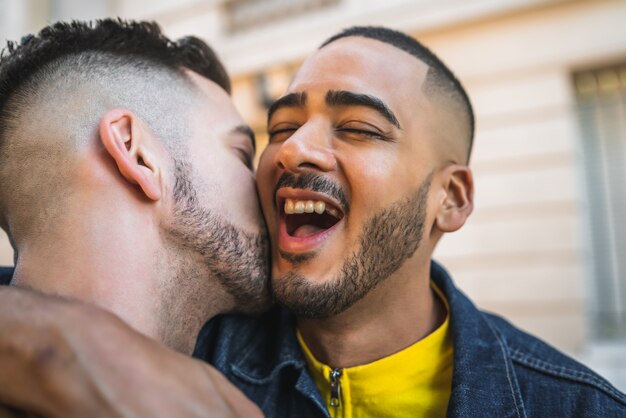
[274,172,350,214]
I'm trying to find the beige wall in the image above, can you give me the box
[424,0,626,356]
[0,230,12,265]
[0,0,48,44]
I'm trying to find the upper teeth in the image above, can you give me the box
[284,198,339,217]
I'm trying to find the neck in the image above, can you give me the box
[297,256,445,368]
[11,197,225,354]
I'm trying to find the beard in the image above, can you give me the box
[164,159,270,313]
[272,173,432,319]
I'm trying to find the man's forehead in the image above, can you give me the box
[277,36,430,130]
[289,36,428,94]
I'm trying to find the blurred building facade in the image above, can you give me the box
[1,0,625,389]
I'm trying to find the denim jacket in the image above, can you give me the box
[0,267,12,286]
[195,261,626,417]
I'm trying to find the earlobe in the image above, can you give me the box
[435,165,474,233]
[99,108,162,201]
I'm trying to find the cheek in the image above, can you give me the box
[256,150,278,215]
[193,152,261,228]
[342,151,409,208]
[222,170,263,232]
[228,169,259,209]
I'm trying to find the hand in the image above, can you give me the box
[0,287,263,418]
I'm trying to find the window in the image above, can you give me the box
[575,63,626,340]
[225,0,340,33]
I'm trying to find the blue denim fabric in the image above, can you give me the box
[0,267,12,285]
[195,261,626,417]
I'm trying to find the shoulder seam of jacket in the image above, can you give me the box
[508,347,626,406]
[483,317,525,418]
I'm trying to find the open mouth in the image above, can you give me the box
[275,188,346,254]
[283,198,343,238]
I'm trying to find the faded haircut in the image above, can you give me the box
[321,26,475,160]
[0,19,229,237]
[0,19,230,145]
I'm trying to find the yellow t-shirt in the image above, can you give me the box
[297,285,452,418]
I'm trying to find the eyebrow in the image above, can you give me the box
[267,92,307,124]
[234,124,256,152]
[326,90,401,129]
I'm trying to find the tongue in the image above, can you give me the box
[293,224,325,238]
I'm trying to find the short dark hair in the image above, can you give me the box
[0,19,230,149]
[0,19,230,234]
[321,26,475,159]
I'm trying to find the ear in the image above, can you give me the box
[99,108,162,201]
[434,164,474,233]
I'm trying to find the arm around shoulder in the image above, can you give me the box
[0,286,263,418]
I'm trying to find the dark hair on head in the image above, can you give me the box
[0,18,230,121]
[0,19,232,232]
[321,26,475,159]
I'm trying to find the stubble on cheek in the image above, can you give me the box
[272,172,433,319]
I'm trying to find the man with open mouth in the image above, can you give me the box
[1,26,626,418]
[196,26,626,417]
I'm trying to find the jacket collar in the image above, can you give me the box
[230,261,528,417]
[227,301,330,415]
[432,262,527,418]
[229,305,306,383]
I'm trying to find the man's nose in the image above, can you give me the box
[274,123,337,173]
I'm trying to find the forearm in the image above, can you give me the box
[0,286,262,417]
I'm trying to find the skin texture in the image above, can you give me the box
[258,36,474,367]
